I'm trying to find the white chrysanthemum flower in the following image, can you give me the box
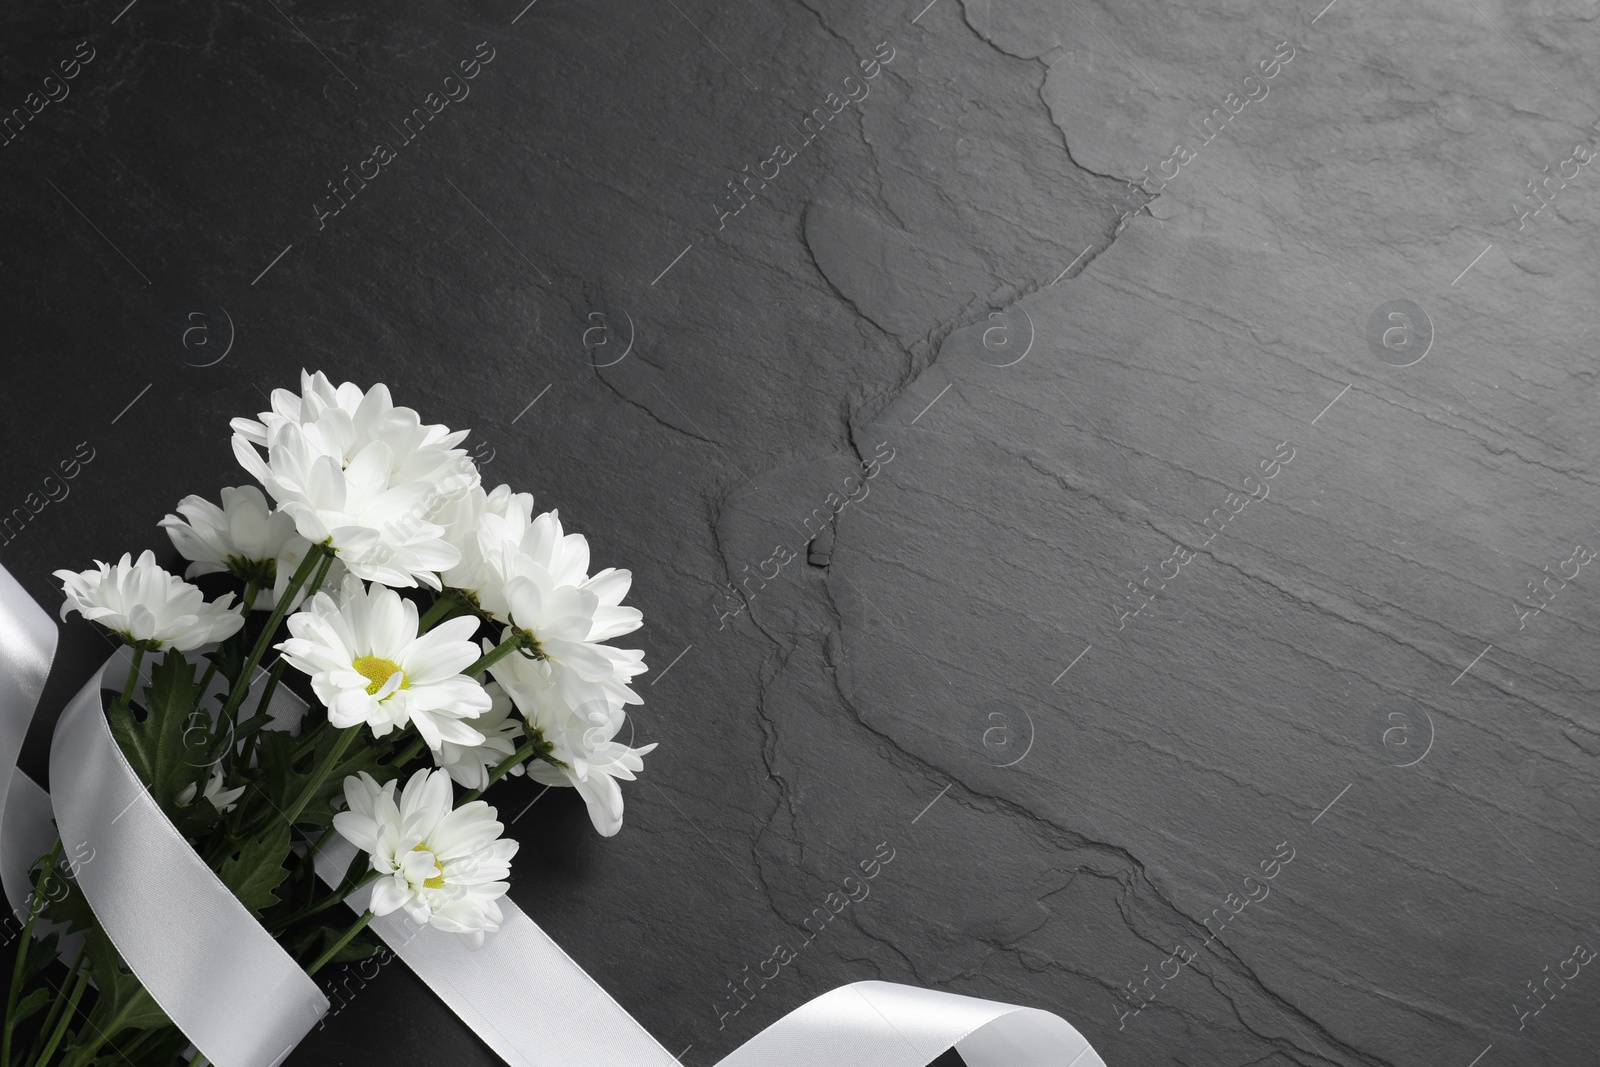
[231,371,479,589]
[160,485,298,578]
[472,510,642,668]
[233,370,474,488]
[433,681,526,790]
[53,551,245,652]
[333,769,518,948]
[438,484,537,603]
[489,654,655,837]
[276,576,490,749]
[158,486,326,611]
[472,509,591,618]
[532,703,654,838]
[237,429,461,589]
[177,764,247,814]
[498,562,647,713]
[497,568,616,699]
[524,639,648,716]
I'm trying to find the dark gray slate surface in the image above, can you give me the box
[2,0,1598,1064]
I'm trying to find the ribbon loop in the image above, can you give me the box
[715,982,1105,1067]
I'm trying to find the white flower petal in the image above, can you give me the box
[368,874,412,917]
[333,768,519,945]
[232,372,478,588]
[54,553,244,653]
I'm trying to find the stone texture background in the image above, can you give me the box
[2,0,1598,1063]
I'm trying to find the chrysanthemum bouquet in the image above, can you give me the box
[3,371,653,1066]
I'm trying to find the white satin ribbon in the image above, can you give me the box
[49,647,328,1067]
[721,981,1102,1067]
[312,833,1105,1067]
[0,563,57,916]
[0,565,1107,1067]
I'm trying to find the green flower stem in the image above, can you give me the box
[27,941,85,1064]
[279,724,361,830]
[291,793,368,909]
[30,945,88,1067]
[111,1019,167,1062]
[299,552,336,619]
[195,579,261,704]
[458,732,560,806]
[272,869,380,935]
[59,988,159,1067]
[393,736,427,768]
[118,647,145,707]
[309,550,335,594]
[236,719,356,841]
[232,657,287,776]
[417,591,467,632]
[217,545,329,730]
[240,578,264,615]
[2,838,63,1067]
[276,727,425,933]
[290,719,329,763]
[462,631,528,678]
[293,552,335,624]
[306,910,375,978]
[237,559,337,774]
[247,659,288,733]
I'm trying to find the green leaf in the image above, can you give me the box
[245,728,301,835]
[16,853,66,981]
[255,728,297,794]
[335,846,369,896]
[253,723,400,832]
[19,926,60,985]
[40,866,96,935]
[10,985,51,1028]
[169,793,222,840]
[204,624,252,693]
[106,652,208,815]
[299,726,399,827]
[230,710,276,750]
[32,844,92,940]
[122,1023,190,1067]
[217,824,294,915]
[282,920,385,969]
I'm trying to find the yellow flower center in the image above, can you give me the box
[352,655,406,696]
[411,843,445,890]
